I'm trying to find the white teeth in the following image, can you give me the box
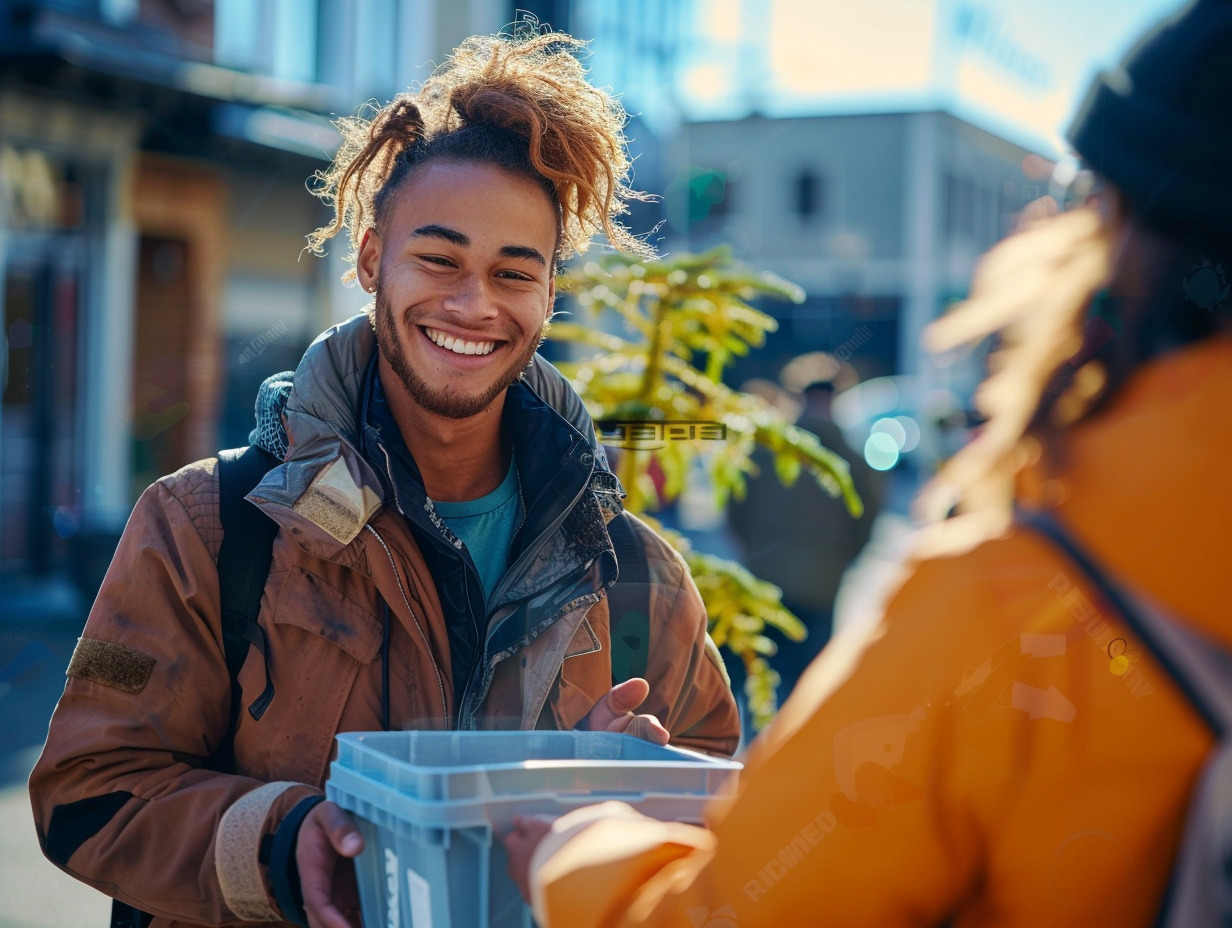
[425,328,496,356]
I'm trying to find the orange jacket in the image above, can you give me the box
[530,336,1231,927]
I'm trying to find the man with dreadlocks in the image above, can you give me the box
[30,29,739,928]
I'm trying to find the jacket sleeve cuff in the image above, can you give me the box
[269,794,327,927]
[215,781,319,922]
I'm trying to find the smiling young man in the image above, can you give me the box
[363,160,557,501]
[30,30,739,928]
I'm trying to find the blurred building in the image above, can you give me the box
[0,0,508,589]
[664,110,1041,385]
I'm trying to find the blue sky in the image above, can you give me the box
[662,0,1188,156]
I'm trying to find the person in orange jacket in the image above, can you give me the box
[504,1,1232,925]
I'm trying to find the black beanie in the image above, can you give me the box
[1066,0,1232,251]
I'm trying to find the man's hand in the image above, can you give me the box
[579,677,670,745]
[503,814,554,903]
[296,800,364,928]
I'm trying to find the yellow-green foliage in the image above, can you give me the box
[553,248,864,729]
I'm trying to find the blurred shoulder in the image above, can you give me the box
[885,517,1071,639]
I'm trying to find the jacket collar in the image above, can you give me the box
[246,315,385,558]
[359,347,616,609]
[245,313,623,566]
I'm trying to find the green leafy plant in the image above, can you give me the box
[551,247,864,728]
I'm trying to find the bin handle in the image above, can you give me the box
[552,791,648,804]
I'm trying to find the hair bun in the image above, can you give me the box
[373,99,425,149]
[448,87,526,136]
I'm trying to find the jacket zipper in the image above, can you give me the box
[487,452,589,612]
[363,523,450,727]
[457,581,481,730]
[508,466,528,555]
[457,465,526,728]
[378,435,488,730]
[461,452,596,724]
[376,439,405,517]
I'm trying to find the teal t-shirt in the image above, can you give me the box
[433,457,522,603]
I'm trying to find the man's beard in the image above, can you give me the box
[373,291,545,419]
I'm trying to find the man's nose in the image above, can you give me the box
[441,273,498,320]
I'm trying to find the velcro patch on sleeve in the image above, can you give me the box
[66,637,156,693]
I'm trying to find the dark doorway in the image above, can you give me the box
[2,253,84,575]
[130,235,194,497]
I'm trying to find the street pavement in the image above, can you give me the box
[0,576,111,928]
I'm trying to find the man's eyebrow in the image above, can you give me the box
[411,224,469,246]
[499,244,547,267]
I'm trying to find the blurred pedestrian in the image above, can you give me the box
[728,357,884,699]
[505,1,1232,924]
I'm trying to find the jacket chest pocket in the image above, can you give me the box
[233,567,383,786]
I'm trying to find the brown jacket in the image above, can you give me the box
[30,315,738,927]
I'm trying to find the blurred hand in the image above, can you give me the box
[296,800,364,928]
[503,814,554,903]
[579,677,669,745]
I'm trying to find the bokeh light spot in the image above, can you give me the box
[865,432,900,471]
[871,417,907,450]
[894,415,921,452]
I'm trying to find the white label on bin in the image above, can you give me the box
[406,867,432,928]
[384,848,400,928]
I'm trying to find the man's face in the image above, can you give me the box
[358,160,557,420]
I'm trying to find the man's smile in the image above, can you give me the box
[421,325,500,357]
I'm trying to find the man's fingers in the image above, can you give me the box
[579,679,660,734]
[502,815,555,904]
[306,901,358,928]
[301,864,355,928]
[606,677,650,713]
[624,714,670,745]
[503,814,552,852]
[317,802,364,857]
[298,802,363,928]
[584,677,651,729]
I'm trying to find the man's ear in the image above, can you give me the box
[356,228,382,292]
[545,274,556,321]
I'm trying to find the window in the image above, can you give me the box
[215,0,318,83]
[794,168,823,222]
[944,172,978,242]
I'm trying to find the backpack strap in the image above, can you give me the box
[109,450,280,928]
[212,445,280,772]
[1018,508,1232,928]
[109,901,152,928]
[607,512,651,685]
[1018,508,1230,735]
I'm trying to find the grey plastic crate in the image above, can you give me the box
[325,730,741,928]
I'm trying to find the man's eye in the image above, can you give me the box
[420,255,454,267]
[498,271,534,281]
